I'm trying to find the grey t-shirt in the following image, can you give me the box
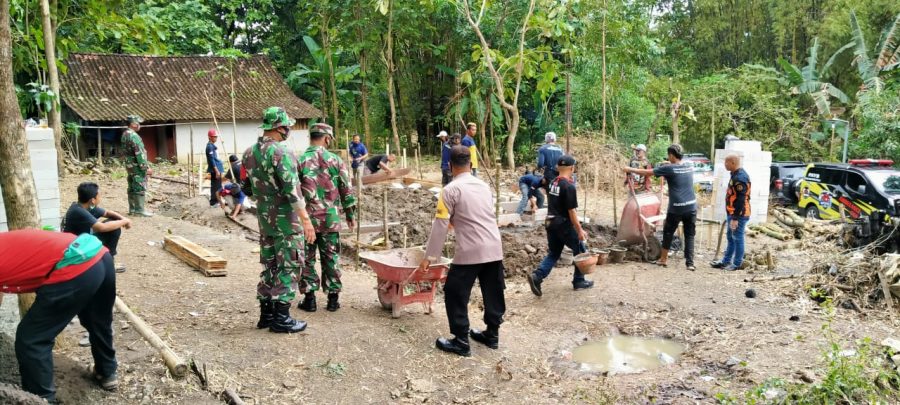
[653,163,697,214]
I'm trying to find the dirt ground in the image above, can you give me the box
[1,163,898,404]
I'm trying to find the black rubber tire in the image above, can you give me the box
[804,205,820,219]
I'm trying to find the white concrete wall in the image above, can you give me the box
[0,127,61,231]
[175,120,310,163]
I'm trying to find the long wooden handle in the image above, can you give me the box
[115,296,188,378]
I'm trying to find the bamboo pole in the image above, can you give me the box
[355,173,362,271]
[715,221,726,258]
[402,225,408,248]
[97,128,102,165]
[114,297,187,378]
[612,180,618,227]
[382,189,390,249]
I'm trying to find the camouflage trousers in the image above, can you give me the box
[126,169,148,195]
[257,233,305,303]
[300,232,342,293]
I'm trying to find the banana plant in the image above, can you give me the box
[747,37,852,118]
[850,11,900,103]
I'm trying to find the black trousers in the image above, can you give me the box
[441,168,452,186]
[444,260,506,339]
[210,174,222,206]
[662,211,696,266]
[94,227,121,256]
[16,253,117,401]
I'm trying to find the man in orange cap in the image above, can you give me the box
[206,129,225,207]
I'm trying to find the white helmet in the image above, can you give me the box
[436,130,448,138]
[634,144,647,152]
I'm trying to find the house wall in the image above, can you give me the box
[175,119,310,164]
[0,128,61,231]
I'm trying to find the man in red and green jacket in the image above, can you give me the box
[0,230,118,403]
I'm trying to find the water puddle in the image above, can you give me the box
[571,336,685,374]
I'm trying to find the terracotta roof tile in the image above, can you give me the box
[61,53,321,122]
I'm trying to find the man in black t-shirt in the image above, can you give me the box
[63,182,132,272]
[623,143,697,270]
[364,154,396,175]
[528,155,594,296]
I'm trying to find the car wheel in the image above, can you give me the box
[804,205,820,219]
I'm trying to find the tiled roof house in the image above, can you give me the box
[61,53,321,162]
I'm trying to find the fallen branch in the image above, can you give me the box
[114,296,188,378]
[222,388,246,405]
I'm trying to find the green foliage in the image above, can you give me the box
[26,82,56,118]
[138,0,224,54]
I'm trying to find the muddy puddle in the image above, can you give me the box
[572,336,685,374]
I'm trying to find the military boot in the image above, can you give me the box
[326,293,340,312]
[469,326,499,349]
[133,195,154,217]
[127,194,137,215]
[298,292,317,312]
[256,300,274,329]
[269,301,307,333]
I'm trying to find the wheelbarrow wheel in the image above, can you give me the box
[376,277,393,310]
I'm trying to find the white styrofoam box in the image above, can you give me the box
[26,127,54,141]
[724,139,762,152]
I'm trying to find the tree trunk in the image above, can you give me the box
[323,16,339,137]
[601,0,607,141]
[356,4,371,146]
[565,71,572,153]
[646,100,664,145]
[671,93,681,144]
[460,0,534,169]
[39,0,64,176]
[1,0,41,317]
[385,0,401,154]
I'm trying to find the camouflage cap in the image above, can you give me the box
[127,115,143,124]
[310,122,334,137]
[260,107,295,130]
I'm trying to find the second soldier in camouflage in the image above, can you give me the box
[297,123,357,312]
[121,115,153,216]
[241,107,316,333]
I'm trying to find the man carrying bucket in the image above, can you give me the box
[416,145,506,357]
[528,154,594,296]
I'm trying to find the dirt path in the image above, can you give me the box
[1,169,897,404]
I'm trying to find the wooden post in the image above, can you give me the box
[714,221,727,259]
[402,225,408,248]
[495,157,501,222]
[612,179,618,227]
[355,173,362,271]
[414,147,422,180]
[189,125,195,197]
[97,128,102,165]
[382,189,391,249]
[402,148,407,168]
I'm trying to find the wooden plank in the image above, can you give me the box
[163,235,227,276]
[401,177,441,189]
[361,168,412,185]
[340,222,401,234]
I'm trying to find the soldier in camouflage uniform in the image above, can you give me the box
[297,123,358,313]
[240,107,316,333]
[121,115,153,216]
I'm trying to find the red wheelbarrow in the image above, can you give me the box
[617,180,666,261]
[359,248,452,318]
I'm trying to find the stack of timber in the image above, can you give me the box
[163,235,228,276]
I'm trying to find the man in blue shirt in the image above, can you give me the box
[348,134,368,180]
[516,172,545,214]
[438,131,452,185]
[537,131,563,189]
[462,123,479,177]
[206,129,224,207]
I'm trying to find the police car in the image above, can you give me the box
[796,160,900,220]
